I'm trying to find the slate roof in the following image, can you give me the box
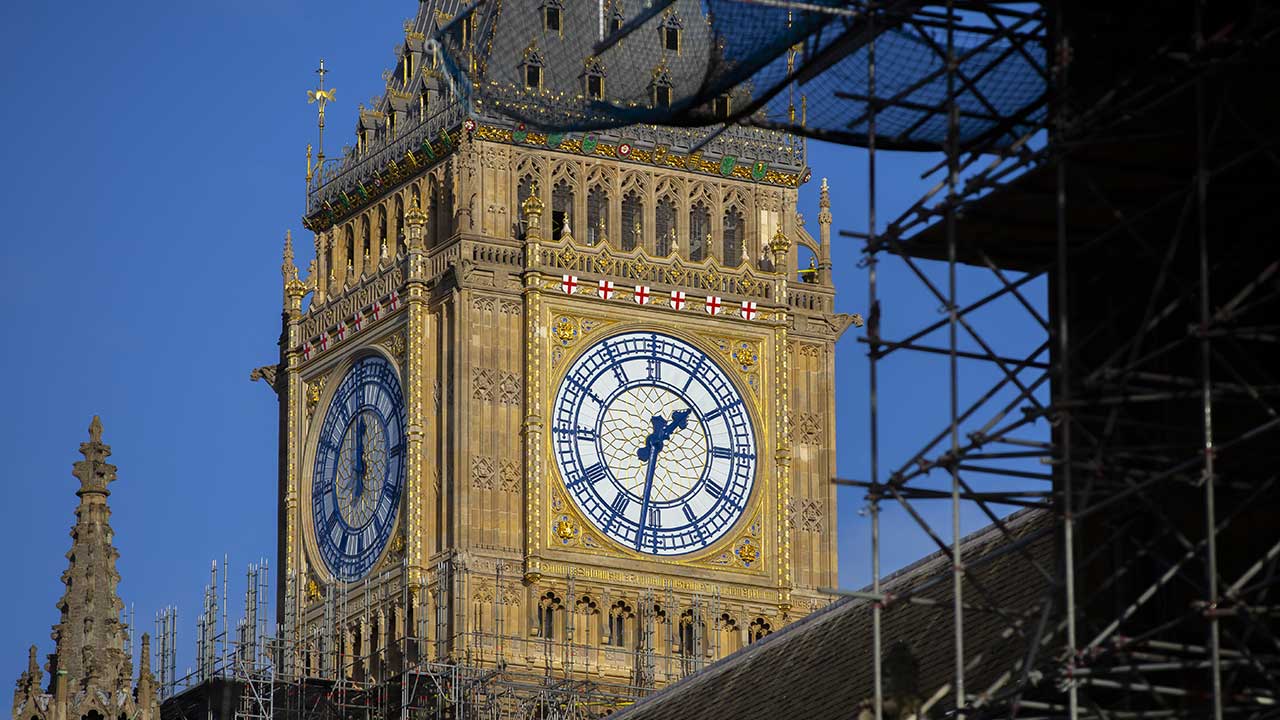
[614,508,1056,720]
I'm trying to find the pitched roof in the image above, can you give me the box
[615,508,1056,720]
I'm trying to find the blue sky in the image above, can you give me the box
[0,1,1046,688]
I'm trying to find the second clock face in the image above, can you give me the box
[311,355,406,582]
[552,331,757,556]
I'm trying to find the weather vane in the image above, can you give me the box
[307,59,337,183]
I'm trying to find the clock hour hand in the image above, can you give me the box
[636,409,691,462]
[352,415,367,500]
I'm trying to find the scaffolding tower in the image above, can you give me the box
[432,1,1280,717]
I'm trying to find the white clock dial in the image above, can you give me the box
[552,331,757,555]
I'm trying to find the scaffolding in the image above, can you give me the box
[158,557,737,720]
[437,1,1280,717]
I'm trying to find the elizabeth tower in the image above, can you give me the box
[274,0,855,691]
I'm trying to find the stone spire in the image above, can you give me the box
[817,177,832,282]
[47,415,133,712]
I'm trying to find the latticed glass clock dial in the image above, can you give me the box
[552,331,757,555]
[312,355,406,581]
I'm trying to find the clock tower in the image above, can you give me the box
[274,0,855,696]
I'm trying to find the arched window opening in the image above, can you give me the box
[608,599,634,647]
[377,206,388,261]
[517,174,537,236]
[360,217,371,271]
[655,196,677,256]
[552,180,574,241]
[718,613,739,655]
[797,244,818,283]
[587,186,609,245]
[621,191,643,251]
[677,609,699,656]
[748,617,772,644]
[394,195,405,253]
[428,179,442,247]
[538,591,562,640]
[344,225,355,278]
[723,207,745,266]
[689,201,710,262]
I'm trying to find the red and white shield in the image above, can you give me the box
[740,301,758,320]
[704,296,723,315]
[336,322,348,341]
[388,291,401,311]
[302,342,314,360]
[597,279,615,300]
[633,285,651,305]
[561,274,579,295]
[352,311,365,332]
[319,333,330,351]
[371,301,383,320]
[669,290,686,310]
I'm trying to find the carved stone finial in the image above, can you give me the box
[405,196,428,250]
[88,415,103,444]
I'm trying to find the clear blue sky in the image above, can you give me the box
[0,1,1045,688]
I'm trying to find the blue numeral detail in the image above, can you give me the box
[711,446,733,459]
[611,493,629,515]
[706,480,724,498]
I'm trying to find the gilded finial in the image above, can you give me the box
[769,226,791,254]
[521,182,544,218]
[405,196,428,227]
[597,216,608,245]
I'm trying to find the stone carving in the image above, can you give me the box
[472,367,497,401]
[497,371,521,405]
[795,412,822,446]
[471,456,495,491]
[788,498,825,533]
[499,459,521,493]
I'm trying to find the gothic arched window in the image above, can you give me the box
[689,201,710,262]
[587,185,609,245]
[344,225,355,276]
[608,599,634,647]
[552,180,574,241]
[723,207,745,266]
[394,195,405,252]
[621,191,643,251]
[656,196,677,256]
[538,591,562,640]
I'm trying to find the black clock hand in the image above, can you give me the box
[352,415,366,500]
[633,409,691,550]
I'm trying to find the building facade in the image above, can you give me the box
[272,0,856,706]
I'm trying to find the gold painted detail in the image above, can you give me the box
[553,315,579,343]
[306,377,326,417]
[305,578,322,603]
[736,538,760,566]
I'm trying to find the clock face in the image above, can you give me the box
[311,355,406,582]
[552,331,757,556]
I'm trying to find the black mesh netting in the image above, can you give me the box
[430,1,1047,151]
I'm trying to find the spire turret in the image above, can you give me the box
[13,418,156,720]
